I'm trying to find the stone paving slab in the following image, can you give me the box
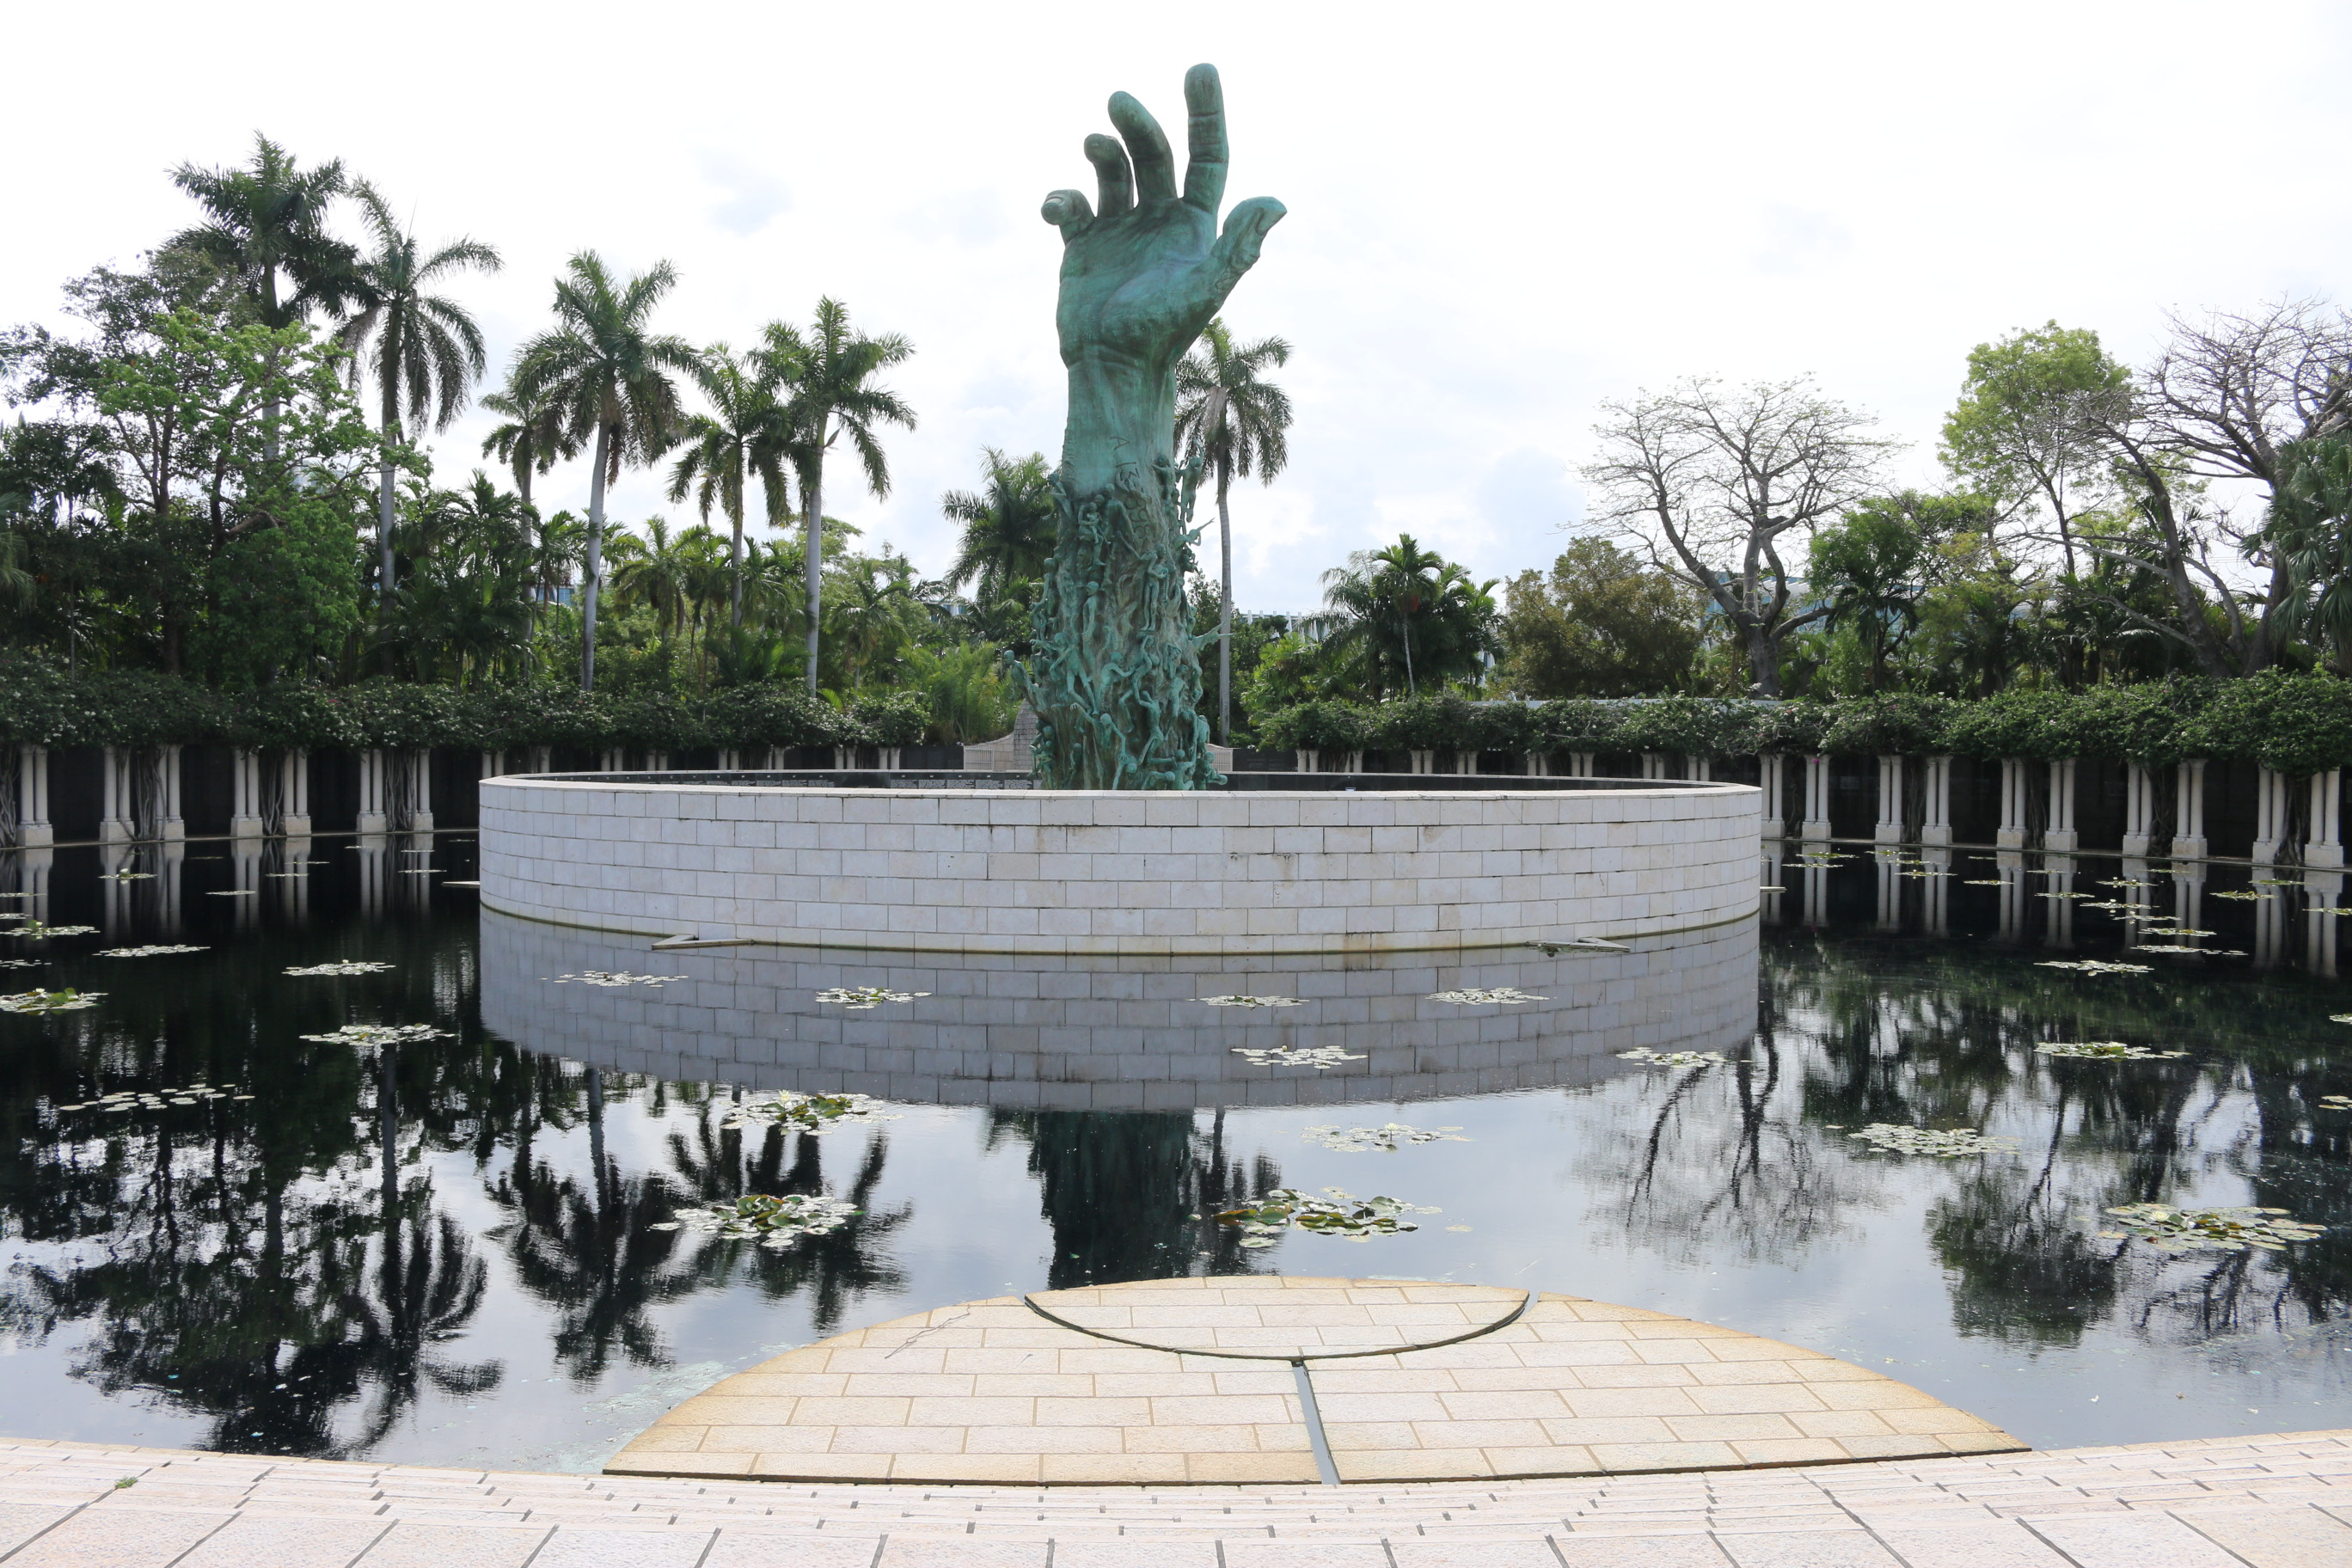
[3,1430,2351,1564]
[608,1277,2024,1485]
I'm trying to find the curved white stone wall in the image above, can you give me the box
[479,779,1760,956]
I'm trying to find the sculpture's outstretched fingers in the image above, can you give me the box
[1083,133,1133,219]
[1108,90,1177,204]
[1206,196,1287,290]
[1181,64,1228,212]
[1041,189,1095,241]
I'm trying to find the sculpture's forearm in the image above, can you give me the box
[1061,352,1178,494]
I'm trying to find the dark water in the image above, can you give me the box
[2,835,2349,1472]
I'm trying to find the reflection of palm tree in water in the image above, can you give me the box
[665,1109,912,1336]
[992,1111,1281,1289]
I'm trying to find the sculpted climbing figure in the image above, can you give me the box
[1025,63,1285,788]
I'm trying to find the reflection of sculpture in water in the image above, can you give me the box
[1025,64,1285,788]
[994,1110,1280,1288]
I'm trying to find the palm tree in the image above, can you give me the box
[667,344,789,629]
[1176,320,1293,742]
[166,133,358,457]
[610,517,695,642]
[511,253,697,690]
[1309,534,1498,698]
[479,383,574,509]
[756,300,915,691]
[940,448,1057,608]
[335,185,501,610]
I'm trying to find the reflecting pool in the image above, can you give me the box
[1,835,2348,1471]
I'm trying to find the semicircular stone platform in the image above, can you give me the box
[609,1276,2023,1485]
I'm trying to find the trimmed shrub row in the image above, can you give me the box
[1257,674,2352,776]
[0,665,930,754]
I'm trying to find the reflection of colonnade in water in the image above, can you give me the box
[480,910,1761,1112]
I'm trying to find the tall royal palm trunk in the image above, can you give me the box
[582,424,612,691]
[1216,462,1234,745]
[802,435,825,691]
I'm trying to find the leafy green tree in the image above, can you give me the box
[1175,319,1293,741]
[1307,534,1498,699]
[1806,494,1976,692]
[941,448,1056,608]
[756,299,915,691]
[668,343,790,629]
[1499,537,1700,698]
[2257,437,2352,674]
[511,253,697,690]
[334,185,500,610]
[166,135,359,460]
[1939,322,2130,575]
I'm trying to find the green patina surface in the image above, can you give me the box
[1023,64,1284,788]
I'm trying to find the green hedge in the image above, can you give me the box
[0,662,923,754]
[1254,672,2352,773]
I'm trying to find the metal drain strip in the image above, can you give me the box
[1291,1360,1342,1486]
[1020,1287,1537,1362]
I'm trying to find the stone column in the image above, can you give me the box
[1800,755,1831,842]
[1295,749,1320,774]
[1567,752,1595,780]
[646,750,670,772]
[409,749,434,833]
[481,750,505,782]
[2252,765,2289,866]
[717,748,739,772]
[2043,857,2076,951]
[1519,750,1548,777]
[1997,758,2030,849]
[2172,859,2205,945]
[1757,755,1785,837]
[1996,854,2027,942]
[2043,757,2078,853]
[1640,753,1669,781]
[604,748,628,773]
[230,749,266,838]
[2122,763,2154,857]
[2310,770,2343,870]
[530,745,553,775]
[281,750,311,836]
[16,746,51,848]
[1687,755,1712,782]
[2172,759,2208,861]
[1874,755,1906,845]
[357,750,389,835]
[1452,748,1478,775]
[1920,756,1953,848]
[2307,870,2342,978]
[1922,848,1951,936]
[100,747,133,845]
[1406,748,1435,775]
[1874,852,1902,932]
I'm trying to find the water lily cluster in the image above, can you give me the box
[56,1082,251,1112]
[298,1023,453,1046]
[97,946,209,959]
[2035,1041,2190,1060]
[1619,1048,1734,1068]
[2098,1204,2326,1253]
[1303,1123,1467,1153]
[1,989,102,1014]
[1197,995,1304,1008]
[552,970,688,987]
[720,1090,898,1134]
[651,1192,860,1247]
[2036,959,2152,976]
[1847,1124,2019,1157]
[285,961,395,976]
[1231,1044,1365,1069]
[815,985,928,1009]
[2,922,97,940]
[1427,987,1548,1005]
[1215,1187,1439,1247]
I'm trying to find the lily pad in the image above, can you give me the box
[285,961,395,977]
[1847,1124,2018,1157]
[2036,959,2152,976]
[720,1090,899,1134]
[1215,1186,1438,1247]
[651,1192,860,1247]
[98,872,154,882]
[2,922,97,940]
[2135,945,2245,956]
[298,1023,453,1046]
[1,989,103,1014]
[1197,995,1305,1008]
[1618,1048,1734,1068]
[2098,1203,2325,1253]
[2035,1041,2190,1060]
[96,946,209,959]
[1428,987,1548,1005]
[553,970,689,988]
[1303,1123,1468,1153]
[814,985,928,1009]
[1232,1044,1366,1069]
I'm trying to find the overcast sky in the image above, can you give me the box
[9,0,2350,612]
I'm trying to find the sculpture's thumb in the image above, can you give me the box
[1209,197,1286,287]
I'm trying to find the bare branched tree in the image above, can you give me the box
[1584,376,1896,696]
